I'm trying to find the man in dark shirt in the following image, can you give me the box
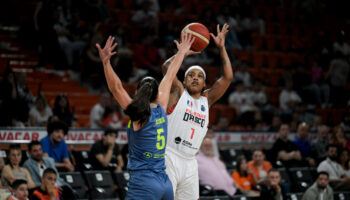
[89,129,124,171]
[260,168,287,200]
[271,124,303,167]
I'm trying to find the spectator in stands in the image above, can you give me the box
[90,92,111,129]
[196,138,237,197]
[250,80,268,109]
[216,6,242,50]
[89,129,124,171]
[340,112,350,132]
[131,0,158,33]
[271,124,303,167]
[0,68,27,127]
[53,94,76,127]
[345,159,350,177]
[293,122,316,166]
[259,169,287,200]
[327,52,349,108]
[311,125,330,164]
[232,156,259,197]
[310,115,322,132]
[30,168,60,200]
[15,72,33,122]
[317,144,350,191]
[23,141,66,187]
[247,150,272,185]
[132,34,162,79]
[204,127,220,158]
[1,144,35,189]
[279,79,301,113]
[302,171,334,200]
[7,179,29,200]
[310,61,330,108]
[339,148,349,173]
[102,103,123,129]
[29,95,53,127]
[330,126,350,151]
[40,120,74,172]
[233,64,251,88]
[268,115,282,132]
[228,81,257,127]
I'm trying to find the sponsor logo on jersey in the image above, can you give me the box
[175,137,182,144]
[183,108,206,127]
[143,152,153,158]
[201,105,205,112]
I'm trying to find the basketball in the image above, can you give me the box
[181,23,210,52]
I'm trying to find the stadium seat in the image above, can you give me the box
[334,192,350,200]
[84,170,117,199]
[287,193,304,200]
[219,149,243,169]
[199,184,215,197]
[113,171,130,200]
[60,171,88,199]
[289,167,314,192]
[72,150,93,171]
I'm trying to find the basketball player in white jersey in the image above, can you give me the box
[162,23,233,200]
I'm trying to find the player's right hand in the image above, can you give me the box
[96,36,118,64]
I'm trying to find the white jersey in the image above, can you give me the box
[166,89,209,158]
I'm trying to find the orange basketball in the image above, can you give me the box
[181,23,210,52]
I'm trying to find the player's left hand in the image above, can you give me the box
[210,23,229,48]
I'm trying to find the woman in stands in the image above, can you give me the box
[232,156,260,197]
[96,33,194,199]
[330,126,350,151]
[1,144,35,189]
[53,93,76,127]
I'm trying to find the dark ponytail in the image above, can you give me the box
[125,77,158,126]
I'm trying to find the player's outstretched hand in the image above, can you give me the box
[96,36,118,64]
[210,23,229,48]
[174,33,195,55]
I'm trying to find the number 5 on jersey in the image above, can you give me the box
[156,128,165,150]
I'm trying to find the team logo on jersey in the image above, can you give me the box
[175,137,182,144]
[201,105,205,112]
[187,100,193,107]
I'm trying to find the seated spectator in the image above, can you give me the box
[345,159,350,177]
[29,95,53,127]
[40,120,74,172]
[233,64,251,88]
[259,169,288,200]
[279,79,301,113]
[89,129,124,171]
[53,94,76,127]
[102,103,123,129]
[317,144,350,191]
[268,115,282,132]
[7,179,29,200]
[293,122,316,166]
[90,92,111,129]
[30,168,60,200]
[196,138,237,197]
[311,125,330,164]
[204,127,220,158]
[339,148,349,174]
[23,141,66,187]
[228,81,257,127]
[1,145,35,189]
[330,126,350,151]
[302,171,333,200]
[271,124,303,167]
[231,156,259,197]
[247,150,272,185]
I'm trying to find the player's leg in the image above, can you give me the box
[174,158,199,200]
[127,170,162,200]
[165,152,179,197]
[161,171,174,200]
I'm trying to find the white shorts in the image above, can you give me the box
[165,148,199,200]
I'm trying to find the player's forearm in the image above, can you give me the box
[102,61,123,96]
[161,55,176,75]
[165,52,185,81]
[101,148,114,167]
[219,47,233,81]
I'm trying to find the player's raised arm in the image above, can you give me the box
[96,36,132,110]
[158,33,195,111]
[204,23,233,107]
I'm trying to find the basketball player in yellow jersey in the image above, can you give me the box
[162,23,233,200]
